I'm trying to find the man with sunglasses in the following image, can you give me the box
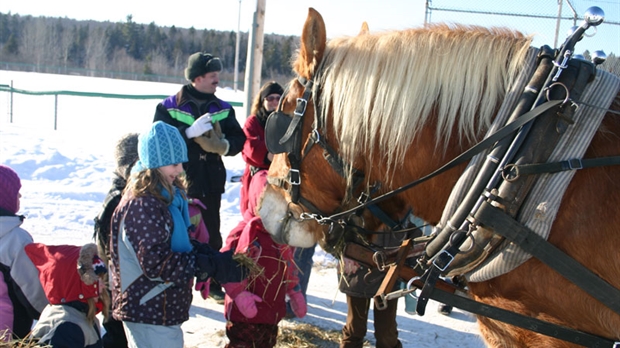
[153,52,246,304]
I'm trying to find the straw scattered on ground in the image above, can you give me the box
[0,330,51,348]
[276,322,342,348]
[276,321,373,348]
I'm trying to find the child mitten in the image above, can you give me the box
[287,290,307,318]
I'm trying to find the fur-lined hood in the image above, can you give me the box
[25,243,106,305]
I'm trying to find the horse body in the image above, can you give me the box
[259,8,620,347]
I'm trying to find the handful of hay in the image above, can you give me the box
[233,252,264,279]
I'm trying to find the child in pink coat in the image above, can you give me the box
[222,170,306,347]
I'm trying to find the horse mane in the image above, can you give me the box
[311,23,532,186]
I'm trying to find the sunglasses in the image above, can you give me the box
[265,95,281,102]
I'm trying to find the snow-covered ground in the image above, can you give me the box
[0,70,484,347]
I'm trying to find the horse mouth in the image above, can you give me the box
[258,184,317,248]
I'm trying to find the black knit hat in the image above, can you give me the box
[185,52,223,81]
[259,81,284,100]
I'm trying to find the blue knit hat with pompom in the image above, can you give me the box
[132,121,188,173]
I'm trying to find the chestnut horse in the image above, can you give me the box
[259,7,620,347]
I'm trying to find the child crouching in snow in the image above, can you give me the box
[222,170,307,348]
[25,243,109,348]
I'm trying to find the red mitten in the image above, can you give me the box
[234,291,263,318]
[288,290,307,318]
[195,279,210,300]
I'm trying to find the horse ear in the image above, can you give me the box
[358,22,369,35]
[295,7,326,79]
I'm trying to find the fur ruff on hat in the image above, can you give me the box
[114,132,140,180]
[25,243,106,305]
[132,121,188,173]
[185,52,222,81]
[0,165,22,214]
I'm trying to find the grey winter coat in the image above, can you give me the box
[0,214,48,336]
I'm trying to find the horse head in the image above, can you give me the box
[259,8,333,249]
[259,9,391,252]
[259,7,530,252]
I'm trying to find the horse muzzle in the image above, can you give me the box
[259,184,317,248]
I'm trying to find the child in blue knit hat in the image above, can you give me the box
[108,121,247,348]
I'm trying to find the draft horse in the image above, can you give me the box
[258,7,620,347]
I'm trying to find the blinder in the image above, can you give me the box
[265,80,312,155]
[264,110,299,154]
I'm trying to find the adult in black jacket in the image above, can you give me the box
[153,52,245,301]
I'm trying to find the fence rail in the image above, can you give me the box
[0,83,243,130]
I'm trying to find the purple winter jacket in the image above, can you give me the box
[109,193,196,326]
[153,86,246,198]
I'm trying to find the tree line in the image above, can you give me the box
[0,11,618,87]
[0,12,298,87]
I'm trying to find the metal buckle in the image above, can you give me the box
[357,191,370,204]
[432,250,455,272]
[294,98,307,117]
[289,169,301,185]
[568,158,583,170]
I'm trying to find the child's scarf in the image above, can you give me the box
[161,186,193,252]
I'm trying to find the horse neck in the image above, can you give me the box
[366,122,473,225]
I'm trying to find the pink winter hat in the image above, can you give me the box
[0,165,22,214]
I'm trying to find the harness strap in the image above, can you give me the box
[286,77,315,203]
[320,99,563,224]
[383,242,619,347]
[474,200,620,315]
[430,288,619,348]
[280,81,313,145]
[505,155,620,178]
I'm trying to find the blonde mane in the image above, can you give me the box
[315,23,532,184]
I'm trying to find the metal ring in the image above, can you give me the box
[460,232,476,253]
[584,26,597,37]
[545,82,570,105]
[501,163,519,182]
[406,276,421,290]
[406,276,421,300]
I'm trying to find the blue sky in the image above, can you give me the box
[1,0,618,54]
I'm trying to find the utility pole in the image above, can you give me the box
[234,0,241,92]
[243,0,265,118]
[554,0,563,48]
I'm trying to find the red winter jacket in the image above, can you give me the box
[240,115,271,214]
[222,217,297,325]
[222,171,298,324]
